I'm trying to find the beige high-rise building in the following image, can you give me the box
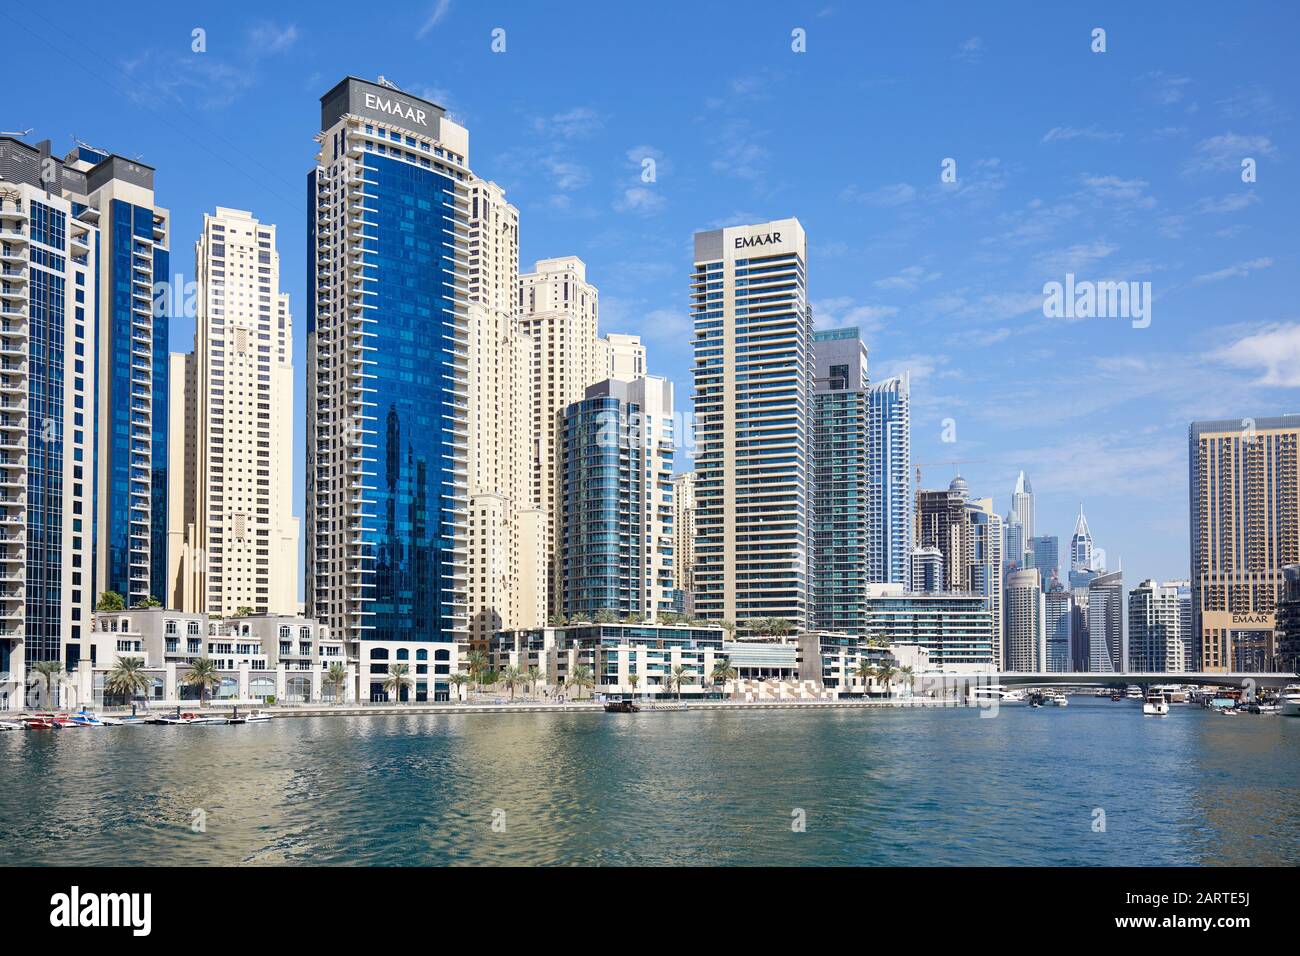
[1189,415,1300,672]
[672,471,697,594]
[601,332,646,382]
[168,207,298,616]
[518,256,604,615]
[465,179,544,646]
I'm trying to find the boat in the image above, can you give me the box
[23,714,59,729]
[967,684,1027,705]
[0,720,22,731]
[604,699,640,713]
[1126,686,1144,700]
[68,712,105,727]
[244,710,272,722]
[1247,701,1279,715]
[1142,690,1170,716]
[1280,685,1300,718]
[1110,693,1123,701]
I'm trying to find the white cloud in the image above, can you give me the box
[841,182,916,206]
[247,22,299,53]
[1183,133,1277,176]
[1041,126,1122,144]
[614,186,666,215]
[417,0,452,38]
[811,296,898,332]
[1215,324,1300,386]
[1192,257,1274,285]
[1195,192,1259,214]
[874,265,941,291]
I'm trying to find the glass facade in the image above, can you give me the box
[351,154,461,643]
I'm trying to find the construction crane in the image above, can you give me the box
[914,459,982,490]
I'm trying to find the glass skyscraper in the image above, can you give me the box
[307,78,469,654]
[868,373,912,585]
[690,219,811,633]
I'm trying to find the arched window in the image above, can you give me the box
[396,648,409,661]
[369,647,389,660]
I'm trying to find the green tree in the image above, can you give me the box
[29,659,63,708]
[466,650,488,691]
[874,661,897,696]
[382,663,411,703]
[325,662,348,703]
[132,595,163,609]
[669,664,693,700]
[526,666,542,696]
[182,658,221,706]
[105,656,152,705]
[594,609,619,624]
[502,665,523,700]
[711,658,738,699]
[232,606,254,617]
[95,590,126,612]
[627,672,640,696]
[718,620,737,637]
[855,658,875,692]
[568,664,595,700]
[448,672,469,701]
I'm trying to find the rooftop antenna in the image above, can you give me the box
[71,136,111,156]
[376,75,403,91]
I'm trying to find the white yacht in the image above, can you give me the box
[1280,685,1300,718]
[1046,690,1069,707]
[1142,690,1170,716]
[967,684,1027,705]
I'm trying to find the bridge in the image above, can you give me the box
[926,672,1297,691]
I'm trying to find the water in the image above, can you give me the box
[1,699,1297,865]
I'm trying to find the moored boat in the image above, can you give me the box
[1280,684,1300,718]
[1142,690,1169,716]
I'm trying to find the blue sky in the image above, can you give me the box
[5,0,1297,585]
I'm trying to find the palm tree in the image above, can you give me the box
[382,663,411,703]
[105,656,152,706]
[29,659,62,708]
[466,650,488,692]
[132,595,163,609]
[324,662,348,703]
[669,664,693,700]
[95,590,126,612]
[594,609,618,624]
[568,664,595,700]
[855,659,875,693]
[874,661,897,697]
[767,617,792,638]
[526,666,542,696]
[183,658,221,706]
[627,672,640,697]
[448,672,469,701]
[898,665,915,696]
[718,619,737,638]
[502,665,523,700]
[711,658,738,699]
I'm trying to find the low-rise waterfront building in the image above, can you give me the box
[863,584,996,673]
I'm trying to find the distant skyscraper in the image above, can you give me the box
[561,377,674,621]
[915,477,968,590]
[1030,534,1059,589]
[1069,504,1094,577]
[1003,510,1025,572]
[1044,581,1074,672]
[909,547,944,593]
[519,256,604,616]
[1128,579,1186,672]
[1189,415,1300,672]
[868,372,912,584]
[1004,568,1045,672]
[307,77,471,661]
[1087,570,1124,672]
[691,219,812,632]
[671,472,697,596]
[812,327,869,634]
[168,207,298,617]
[0,138,102,690]
[1011,470,1034,550]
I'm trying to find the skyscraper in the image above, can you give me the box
[909,546,944,593]
[464,177,543,647]
[670,471,697,598]
[1030,534,1059,589]
[812,326,869,634]
[560,376,674,621]
[0,138,101,698]
[965,497,1005,667]
[1087,569,1124,672]
[1003,510,1025,572]
[56,144,172,610]
[1004,568,1045,672]
[168,208,298,617]
[691,219,812,632]
[1189,415,1300,672]
[1128,579,1186,672]
[1044,581,1074,672]
[307,78,470,668]
[868,372,912,585]
[915,477,968,591]
[518,256,603,616]
[600,333,646,382]
[1069,504,1095,582]
[1011,470,1034,549]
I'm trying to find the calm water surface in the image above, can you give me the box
[2,699,1297,865]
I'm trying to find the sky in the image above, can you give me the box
[4,0,1297,586]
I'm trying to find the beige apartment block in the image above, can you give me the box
[1189,415,1300,671]
[518,256,604,615]
[465,179,543,646]
[168,207,299,616]
[672,471,697,594]
[601,332,646,382]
